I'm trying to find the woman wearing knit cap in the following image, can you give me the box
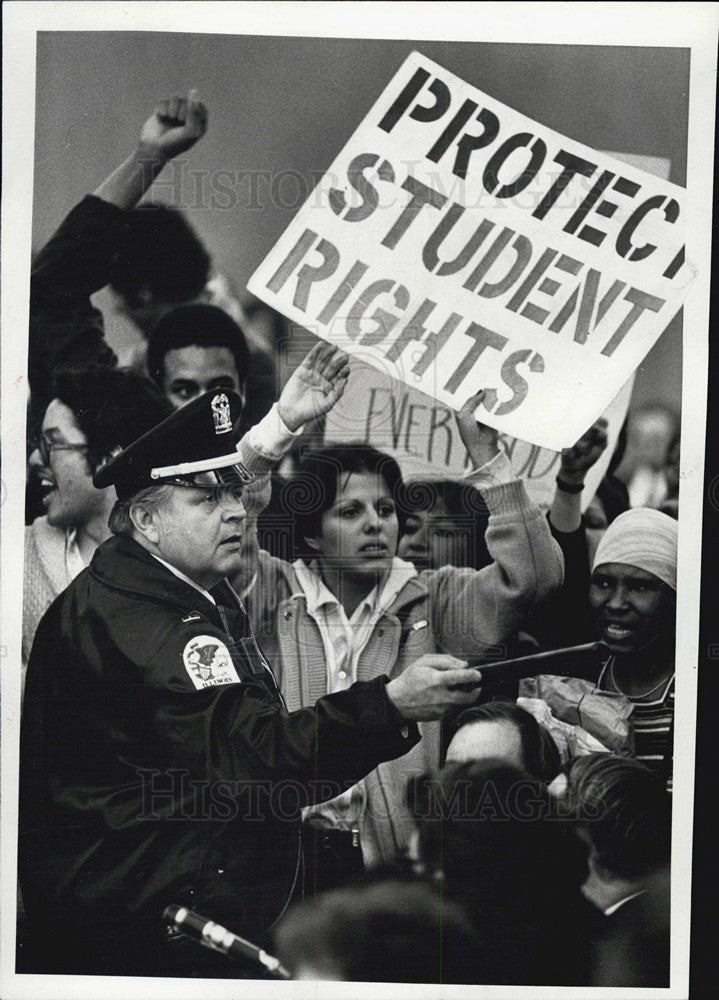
[590,508,677,790]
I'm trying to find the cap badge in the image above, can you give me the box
[211,393,232,434]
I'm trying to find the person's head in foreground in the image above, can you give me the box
[444,700,561,780]
[590,507,677,661]
[408,759,591,985]
[107,202,211,333]
[273,878,479,983]
[562,752,671,988]
[292,443,407,609]
[97,387,253,591]
[28,365,171,534]
[563,753,671,912]
[397,478,491,571]
[147,303,250,410]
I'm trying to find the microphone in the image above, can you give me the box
[163,904,290,978]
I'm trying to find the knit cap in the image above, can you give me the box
[592,507,678,591]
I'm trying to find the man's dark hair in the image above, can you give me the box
[407,760,590,985]
[51,365,172,473]
[566,753,671,880]
[273,879,479,984]
[147,303,250,390]
[444,700,562,780]
[401,478,491,568]
[107,202,210,306]
[290,443,407,557]
[409,760,583,886]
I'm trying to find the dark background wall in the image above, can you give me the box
[33,32,690,414]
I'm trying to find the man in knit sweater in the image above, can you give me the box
[23,367,171,676]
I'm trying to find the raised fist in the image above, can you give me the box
[139,90,208,161]
[559,417,609,485]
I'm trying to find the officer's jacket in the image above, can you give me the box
[19,534,418,954]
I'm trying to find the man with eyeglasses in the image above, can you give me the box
[19,342,483,978]
[23,365,171,678]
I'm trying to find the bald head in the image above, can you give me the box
[446,718,524,768]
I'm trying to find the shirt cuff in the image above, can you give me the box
[380,676,415,739]
[238,403,303,462]
[463,450,515,490]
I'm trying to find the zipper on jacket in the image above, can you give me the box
[224,580,287,709]
[267,823,303,932]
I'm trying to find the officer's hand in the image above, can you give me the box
[139,90,208,161]
[277,342,350,432]
[385,654,482,722]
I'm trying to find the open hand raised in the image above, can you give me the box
[277,342,350,432]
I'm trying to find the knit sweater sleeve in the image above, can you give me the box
[426,479,565,657]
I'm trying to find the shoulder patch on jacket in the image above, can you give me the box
[182,634,242,689]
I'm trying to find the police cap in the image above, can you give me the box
[94,390,254,499]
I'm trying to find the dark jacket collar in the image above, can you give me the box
[89,534,217,614]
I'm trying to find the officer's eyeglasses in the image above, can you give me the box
[36,436,89,466]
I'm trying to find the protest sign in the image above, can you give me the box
[322,151,664,508]
[325,355,633,511]
[248,51,693,450]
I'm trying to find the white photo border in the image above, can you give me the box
[2,4,718,999]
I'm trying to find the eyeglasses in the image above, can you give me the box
[36,437,89,466]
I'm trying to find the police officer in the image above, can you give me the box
[19,344,482,977]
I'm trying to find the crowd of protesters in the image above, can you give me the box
[17,92,678,986]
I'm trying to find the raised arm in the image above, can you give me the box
[93,92,207,208]
[29,92,208,429]
[550,418,608,533]
[427,392,565,654]
[229,342,350,593]
[33,92,208,307]
[526,418,610,649]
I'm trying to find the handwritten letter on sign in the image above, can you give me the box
[248,52,693,450]
[325,357,633,512]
